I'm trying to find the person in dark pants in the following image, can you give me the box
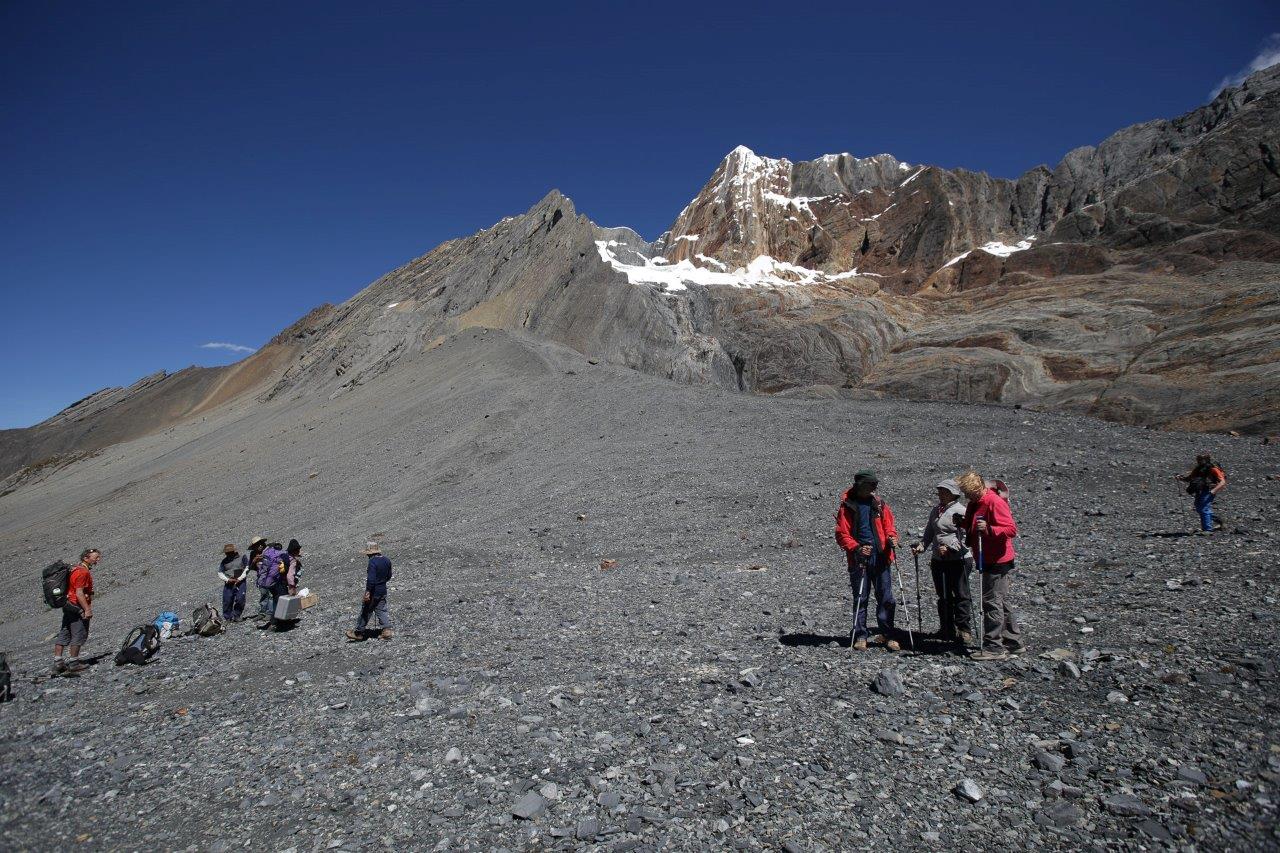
[913,479,973,648]
[347,542,393,641]
[834,470,900,652]
[255,543,288,632]
[242,536,270,619]
[217,544,247,622]
[959,470,1023,661]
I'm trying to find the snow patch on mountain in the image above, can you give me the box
[596,241,865,292]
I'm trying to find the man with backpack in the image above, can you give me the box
[957,471,1023,661]
[256,542,288,632]
[53,548,99,675]
[1175,453,1227,532]
[835,471,901,651]
[218,544,247,622]
[243,536,270,619]
[346,542,393,641]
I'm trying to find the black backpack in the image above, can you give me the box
[114,625,161,666]
[0,652,12,702]
[42,561,71,609]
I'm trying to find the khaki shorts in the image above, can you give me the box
[56,607,90,646]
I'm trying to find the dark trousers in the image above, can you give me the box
[847,554,895,641]
[930,557,972,638]
[266,580,289,625]
[222,581,246,620]
[355,596,392,631]
[981,561,1022,650]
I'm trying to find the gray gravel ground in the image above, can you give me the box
[0,330,1277,851]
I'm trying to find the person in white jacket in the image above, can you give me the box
[218,544,247,622]
[912,479,973,647]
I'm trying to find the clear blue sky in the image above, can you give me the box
[2,1,1277,428]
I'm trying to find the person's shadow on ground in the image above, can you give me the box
[777,631,964,656]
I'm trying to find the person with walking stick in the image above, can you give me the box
[835,470,901,652]
[912,479,974,650]
[958,470,1023,661]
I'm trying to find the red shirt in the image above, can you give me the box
[67,564,93,608]
[963,489,1018,565]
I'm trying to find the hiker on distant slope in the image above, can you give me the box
[1175,453,1227,532]
[347,542,393,641]
[913,479,973,648]
[255,542,287,632]
[218,544,247,622]
[835,471,901,652]
[958,471,1023,661]
[53,548,100,675]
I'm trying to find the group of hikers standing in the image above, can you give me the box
[48,453,1226,674]
[835,468,1023,661]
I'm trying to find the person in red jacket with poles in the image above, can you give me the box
[835,470,901,651]
[958,470,1024,661]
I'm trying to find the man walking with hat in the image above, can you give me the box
[347,541,394,641]
[835,470,901,651]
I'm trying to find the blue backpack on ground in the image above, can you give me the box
[154,611,181,637]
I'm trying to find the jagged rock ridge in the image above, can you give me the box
[2,65,1278,480]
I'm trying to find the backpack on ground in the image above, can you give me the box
[192,603,224,636]
[114,625,161,666]
[0,652,12,702]
[154,611,181,639]
[42,560,72,609]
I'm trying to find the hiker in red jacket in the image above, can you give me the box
[958,471,1023,660]
[835,470,901,651]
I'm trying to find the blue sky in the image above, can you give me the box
[1,1,1277,428]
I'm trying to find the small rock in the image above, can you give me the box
[444,747,463,764]
[1177,765,1208,786]
[1106,691,1128,704]
[1057,660,1081,679]
[954,779,983,802]
[512,792,546,820]
[872,669,906,697]
[1102,793,1153,817]
[1033,749,1066,773]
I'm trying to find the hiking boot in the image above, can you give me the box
[1003,640,1026,656]
[969,648,1009,662]
[378,629,394,641]
[884,639,901,652]
[345,630,365,642]
[51,659,67,676]
[957,631,975,647]
[852,638,868,651]
[63,660,87,676]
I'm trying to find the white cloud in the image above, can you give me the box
[1211,33,1280,98]
[200,342,254,354]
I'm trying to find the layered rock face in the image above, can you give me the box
[3,66,1277,480]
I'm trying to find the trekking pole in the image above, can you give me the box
[891,549,914,651]
[975,520,985,651]
[913,549,924,636]
[851,555,869,651]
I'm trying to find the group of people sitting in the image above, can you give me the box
[835,468,1022,661]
